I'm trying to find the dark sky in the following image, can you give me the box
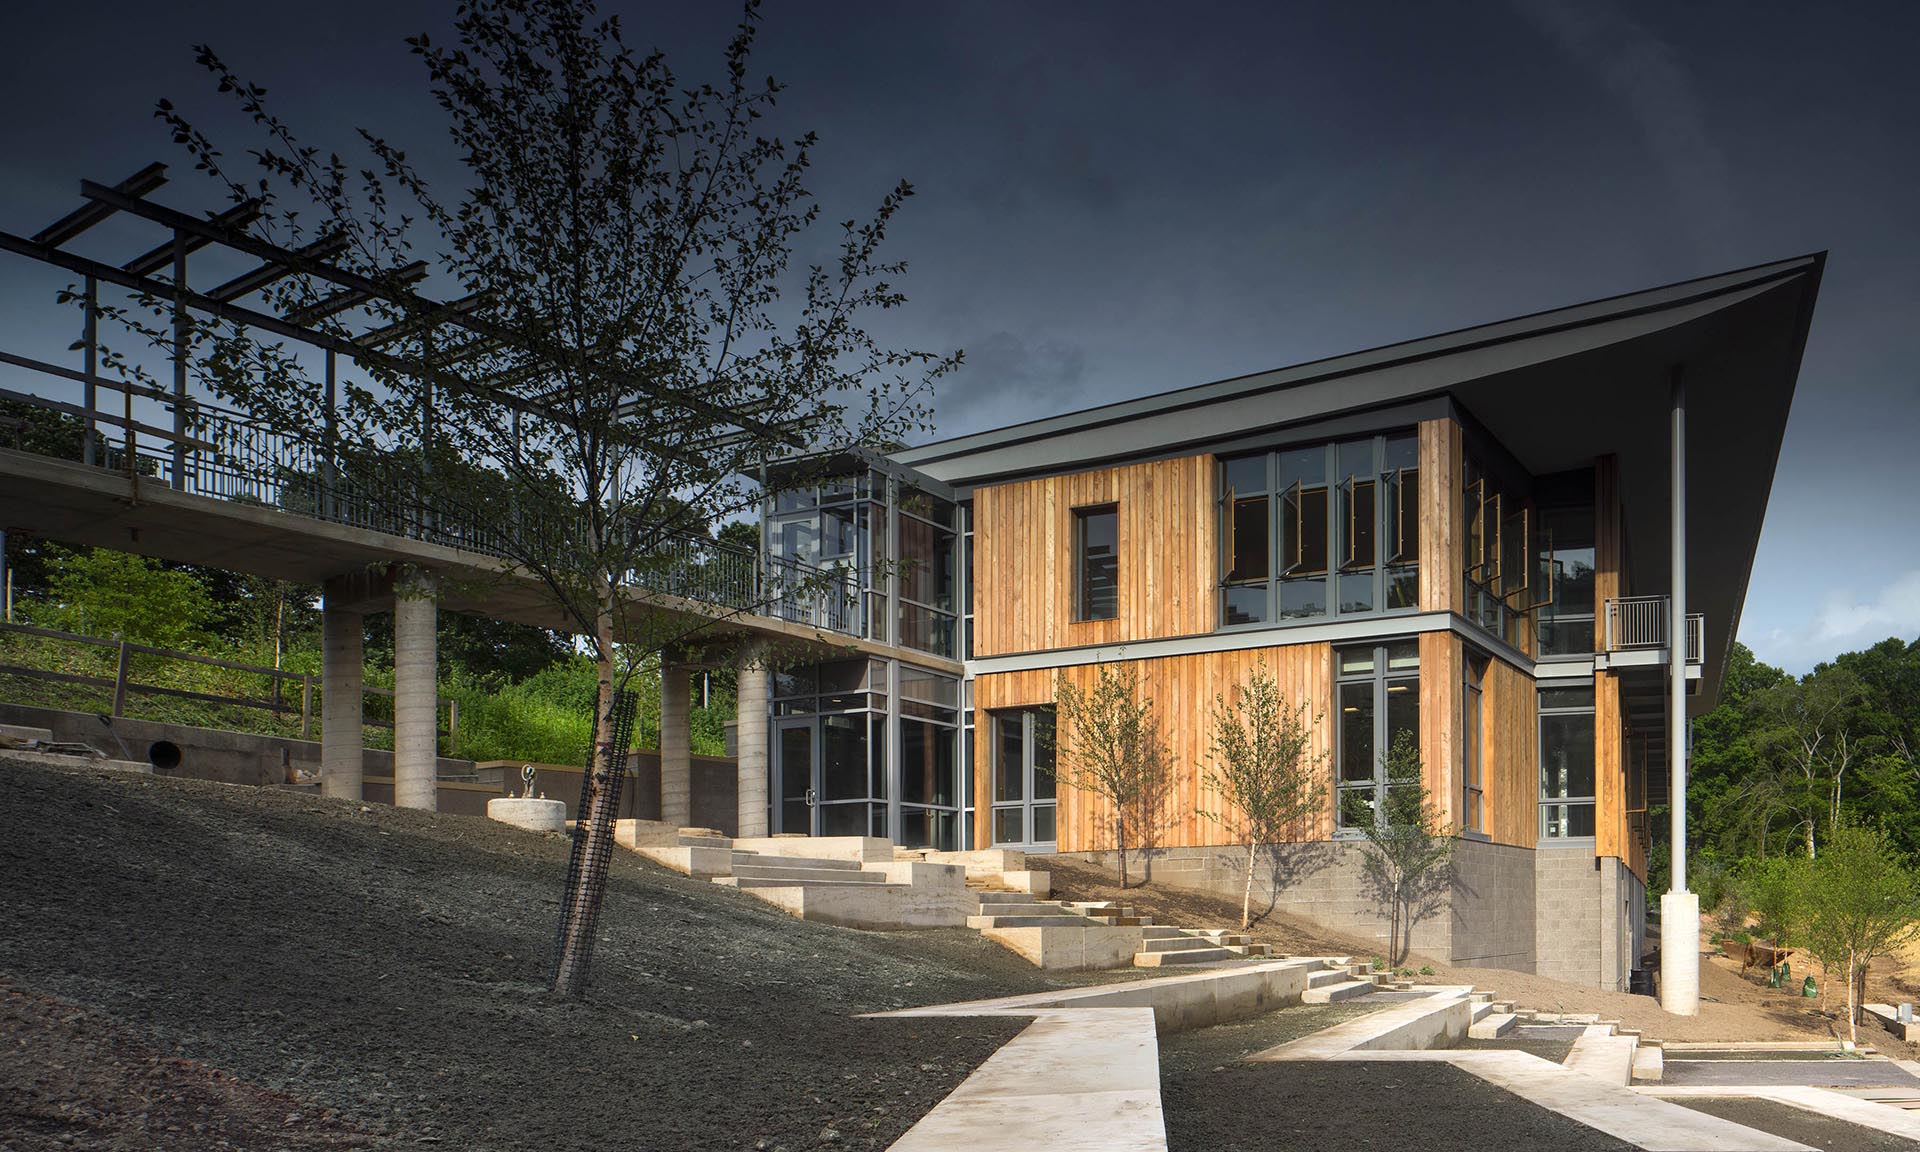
[4,1,1916,672]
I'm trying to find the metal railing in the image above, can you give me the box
[3,368,858,636]
[1603,596,1703,664]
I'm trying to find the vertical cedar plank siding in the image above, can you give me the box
[973,647,1336,852]
[1418,418,1465,615]
[1590,455,1647,879]
[970,456,1216,658]
[1481,654,1540,850]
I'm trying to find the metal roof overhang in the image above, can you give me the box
[896,255,1825,711]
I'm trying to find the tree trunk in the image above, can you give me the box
[1243,841,1257,930]
[1116,816,1128,890]
[1847,948,1859,1047]
[552,587,620,998]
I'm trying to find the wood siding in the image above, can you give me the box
[1591,454,1647,879]
[1419,417,1465,614]
[970,636,1529,853]
[1480,653,1540,850]
[971,457,1216,657]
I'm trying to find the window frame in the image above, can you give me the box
[1219,431,1421,630]
[1462,655,1486,837]
[1073,503,1120,623]
[989,706,1058,848]
[1538,683,1597,840]
[1334,640,1422,836]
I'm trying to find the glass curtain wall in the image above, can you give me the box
[1221,431,1419,627]
[899,667,963,849]
[1535,504,1597,656]
[767,473,880,638]
[897,488,959,658]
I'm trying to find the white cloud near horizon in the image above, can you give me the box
[1747,568,1920,673]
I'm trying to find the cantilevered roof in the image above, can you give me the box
[898,254,1826,709]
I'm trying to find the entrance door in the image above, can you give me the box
[775,718,816,835]
[989,707,1057,848]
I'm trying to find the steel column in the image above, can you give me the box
[1660,366,1700,1016]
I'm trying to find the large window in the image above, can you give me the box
[1535,504,1596,656]
[771,658,890,838]
[897,487,959,658]
[1221,432,1418,628]
[990,706,1057,846]
[898,667,962,850]
[1463,457,1551,650]
[1539,684,1596,838]
[1335,640,1421,832]
[1075,505,1119,621]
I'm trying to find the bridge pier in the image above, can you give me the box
[735,644,770,838]
[320,596,364,801]
[392,573,439,811]
[659,658,692,827]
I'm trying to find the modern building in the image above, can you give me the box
[756,255,1823,990]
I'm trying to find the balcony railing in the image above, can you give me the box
[1603,596,1702,664]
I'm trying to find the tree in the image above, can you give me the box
[1352,732,1454,966]
[1201,663,1327,929]
[141,0,954,996]
[1054,663,1171,889]
[35,546,217,649]
[1797,821,1920,1045]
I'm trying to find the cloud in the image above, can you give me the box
[1750,568,1920,672]
[1510,0,1737,252]
[934,330,1088,438]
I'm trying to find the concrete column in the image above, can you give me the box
[1662,367,1700,1016]
[392,574,438,811]
[320,599,364,801]
[735,646,770,838]
[659,660,692,827]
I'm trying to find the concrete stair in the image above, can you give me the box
[1468,1000,1518,1039]
[1301,977,1375,1003]
[1132,935,1237,966]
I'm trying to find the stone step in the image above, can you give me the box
[1468,1011,1517,1040]
[966,913,1088,929]
[1133,946,1237,967]
[1301,979,1374,1004]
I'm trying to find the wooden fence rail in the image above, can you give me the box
[0,619,458,747]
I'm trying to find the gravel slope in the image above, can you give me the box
[0,760,1083,1151]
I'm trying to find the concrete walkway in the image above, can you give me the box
[889,1008,1166,1152]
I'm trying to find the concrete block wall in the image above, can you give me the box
[1449,838,1536,971]
[1533,844,1609,988]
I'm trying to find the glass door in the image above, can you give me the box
[775,718,816,835]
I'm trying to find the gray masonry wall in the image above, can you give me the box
[1534,844,1610,988]
[1449,838,1536,971]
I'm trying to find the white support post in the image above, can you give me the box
[1661,367,1700,1016]
[735,645,770,838]
[660,659,692,827]
[392,573,439,810]
[321,595,364,801]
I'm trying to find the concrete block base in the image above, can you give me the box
[983,923,1147,971]
[485,797,566,833]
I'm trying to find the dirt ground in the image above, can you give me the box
[1040,856,1837,1044]
[1675,1098,1920,1152]
[0,759,1093,1151]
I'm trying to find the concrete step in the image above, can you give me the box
[1140,936,1227,954]
[1139,925,1187,940]
[1134,946,1237,967]
[729,864,887,884]
[1301,979,1374,1004]
[973,889,1040,904]
[0,724,57,744]
[1469,1011,1518,1039]
[1630,1045,1663,1083]
[1307,968,1352,990]
[966,913,1088,929]
[716,876,897,890]
[970,901,1069,917]
[1224,943,1274,957]
[1565,1026,1638,1086]
[730,852,862,871]
[1470,991,1493,1004]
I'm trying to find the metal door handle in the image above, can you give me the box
[805,787,817,807]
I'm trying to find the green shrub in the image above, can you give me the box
[1418,965,1434,976]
